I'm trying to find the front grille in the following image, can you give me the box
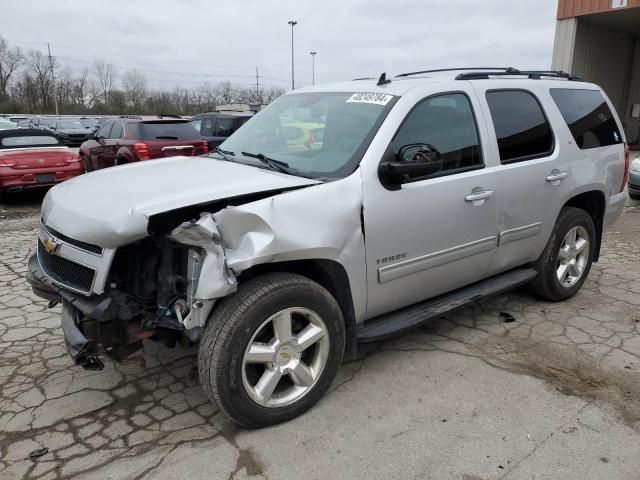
[41,221,103,254]
[38,240,96,293]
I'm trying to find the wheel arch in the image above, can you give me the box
[237,259,358,360]
[562,189,605,261]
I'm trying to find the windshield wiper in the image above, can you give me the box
[240,151,298,176]
[211,147,236,162]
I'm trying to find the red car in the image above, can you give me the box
[0,129,84,197]
[79,118,208,171]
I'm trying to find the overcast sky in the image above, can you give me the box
[1,0,558,91]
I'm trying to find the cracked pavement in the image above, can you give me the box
[1,193,639,480]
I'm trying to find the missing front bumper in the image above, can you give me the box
[27,253,151,368]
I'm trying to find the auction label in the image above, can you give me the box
[346,93,394,105]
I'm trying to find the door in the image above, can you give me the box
[363,92,499,318]
[105,122,123,166]
[89,122,113,170]
[477,87,572,275]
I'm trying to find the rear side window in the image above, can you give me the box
[486,90,554,163]
[139,121,201,140]
[110,123,123,139]
[550,89,622,149]
[215,118,235,136]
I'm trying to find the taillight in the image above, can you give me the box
[133,142,150,160]
[621,142,630,193]
[0,158,16,167]
[201,141,209,154]
[63,154,82,163]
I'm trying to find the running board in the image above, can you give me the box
[357,267,537,343]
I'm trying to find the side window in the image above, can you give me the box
[391,93,483,178]
[110,123,123,140]
[191,119,202,134]
[216,118,235,136]
[550,89,622,149]
[201,118,215,136]
[96,123,112,139]
[486,90,554,163]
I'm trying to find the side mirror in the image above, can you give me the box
[379,144,443,185]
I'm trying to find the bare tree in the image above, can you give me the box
[215,81,235,104]
[0,35,23,100]
[92,59,116,110]
[122,69,147,111]
[25,50,54,110]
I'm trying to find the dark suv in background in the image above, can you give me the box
[79,118,208,171]
[190,112,253,149]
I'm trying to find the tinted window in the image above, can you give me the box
[139,121,200,140]
[110,123,123,139]
[215,118,235,136]
[1,135,60,147]
[391,93,483,178]
[486,90,554,163]
[550,89,622,149]
[201,118,215,136]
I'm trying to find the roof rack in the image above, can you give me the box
[455,69,582,81]
[396,67,510,78]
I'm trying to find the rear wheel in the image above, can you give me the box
[629,191,640,200]
[198,272,345,428]
[530,207,596,301]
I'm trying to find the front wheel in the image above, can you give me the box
[198,272,346,428]
[530,207,596,301]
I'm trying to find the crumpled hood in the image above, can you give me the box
[42,156,319,248]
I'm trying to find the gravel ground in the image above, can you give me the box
[0,193,639,480]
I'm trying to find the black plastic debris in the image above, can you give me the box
[500,312,516,323]
[28,447,48,459]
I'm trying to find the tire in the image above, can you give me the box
[198,272,346,428]
[629,191,640,201]
[79,154,90,172]
[530,207,596,301]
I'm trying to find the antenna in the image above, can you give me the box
[377,73,391,86]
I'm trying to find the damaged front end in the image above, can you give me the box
[27,212,239,369]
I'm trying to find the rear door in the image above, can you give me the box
[475,85,572,275]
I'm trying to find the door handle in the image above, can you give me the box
[546,171,568,183]
[465,190,494,202]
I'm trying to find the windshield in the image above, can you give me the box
[0,121,17,129]
[56,121,85,129]
[219,91,396,178]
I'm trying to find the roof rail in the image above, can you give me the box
[455,69,582,81]
[396,67,512,78]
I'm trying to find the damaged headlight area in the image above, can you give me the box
[28,213,238,369]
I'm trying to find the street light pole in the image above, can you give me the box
[310,51,317,85]
[288,20,297,90]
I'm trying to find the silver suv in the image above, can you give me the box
[28,68,629,427]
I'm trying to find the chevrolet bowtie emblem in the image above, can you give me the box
[43,237,59,254]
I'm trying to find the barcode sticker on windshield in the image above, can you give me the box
[346,93,394,106]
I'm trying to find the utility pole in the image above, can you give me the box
[310,51,317,85]
[47,43,59,115]
[288,20,297,90]
[255,67,260,102]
